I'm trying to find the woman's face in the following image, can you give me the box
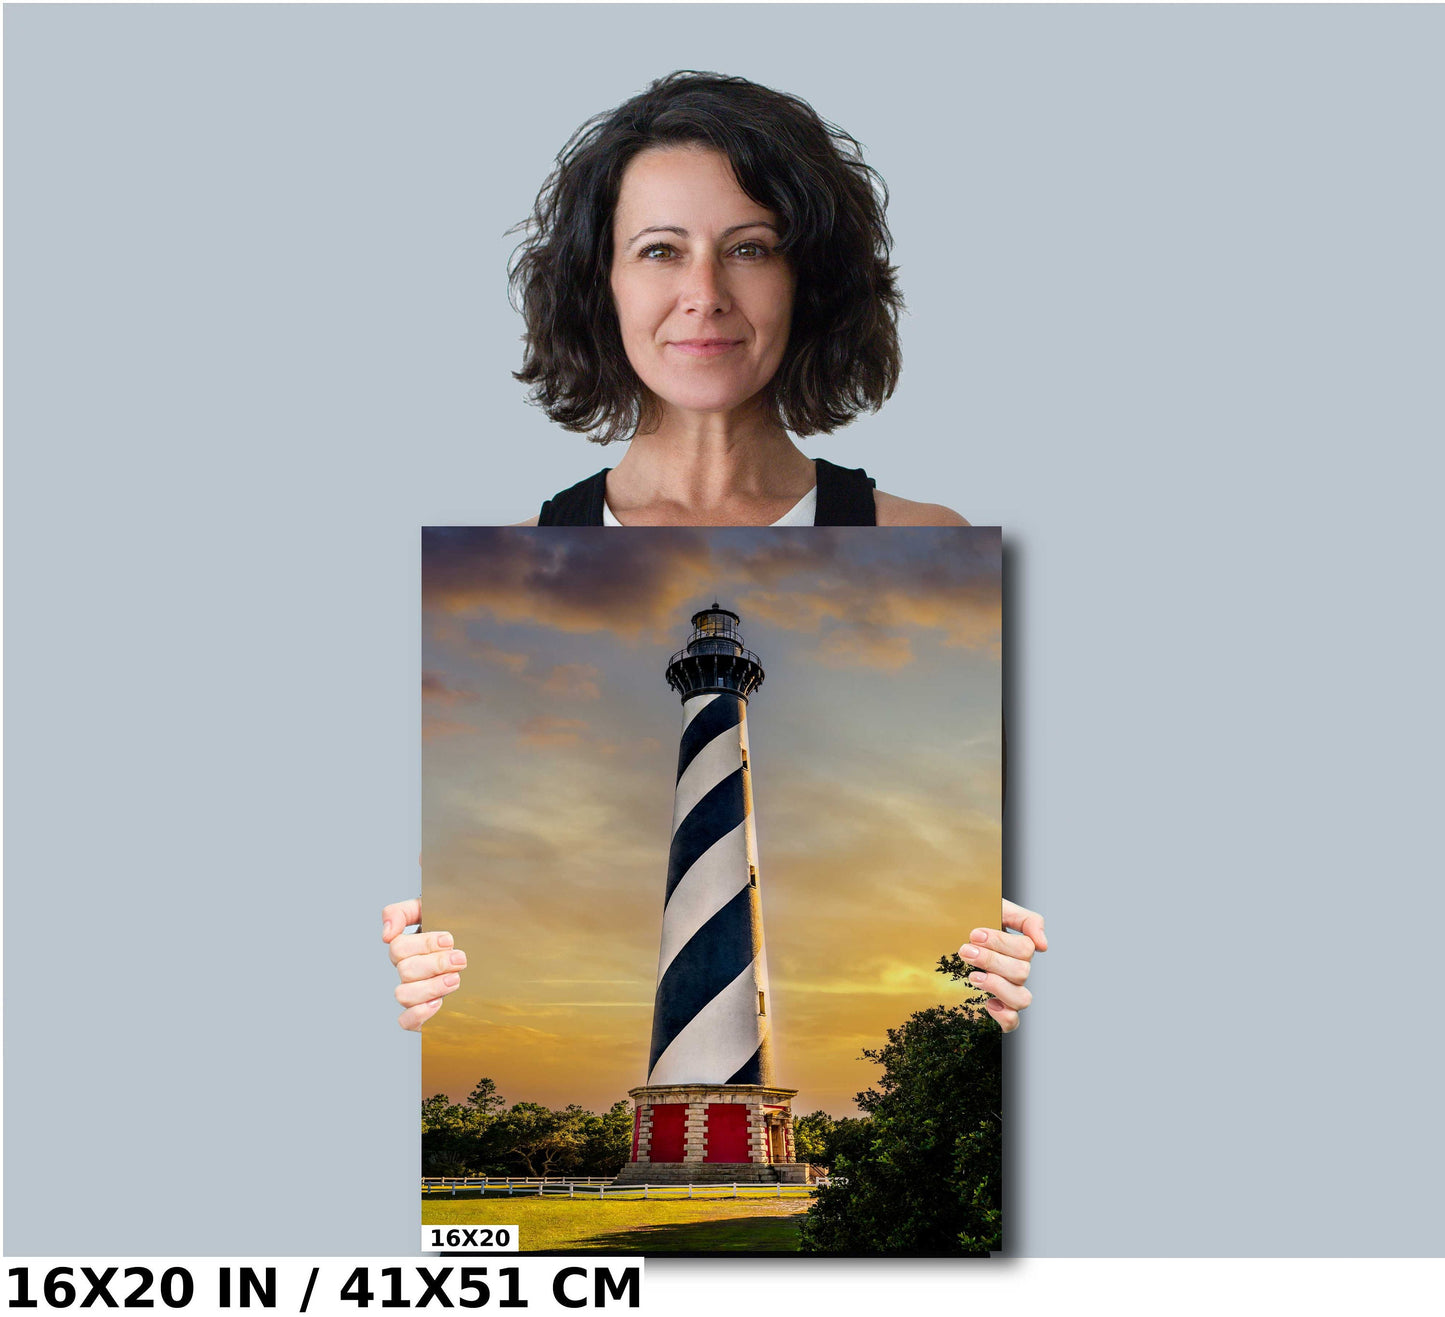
[609,145,795,423]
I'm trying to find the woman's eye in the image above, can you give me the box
[639,243,675,260]
[732,242,769,259]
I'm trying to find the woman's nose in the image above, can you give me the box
[680,255,730,315]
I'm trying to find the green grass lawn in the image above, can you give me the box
[421,1194,810,1254]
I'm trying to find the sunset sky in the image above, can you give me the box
[421,526,1001,1118]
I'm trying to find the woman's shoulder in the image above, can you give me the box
[873,489,971,527]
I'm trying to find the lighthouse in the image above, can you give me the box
[613,603,806,1186]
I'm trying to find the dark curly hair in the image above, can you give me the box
[509,71,904,446]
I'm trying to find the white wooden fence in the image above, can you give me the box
[421,1176,815,1199]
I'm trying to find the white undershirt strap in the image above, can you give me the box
[601,486,818,527]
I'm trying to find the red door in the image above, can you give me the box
[704,1103,749,1163]
[649,1103,686,1162]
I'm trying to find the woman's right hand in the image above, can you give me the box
[382,897,466,1031]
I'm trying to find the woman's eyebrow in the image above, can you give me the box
[625,221,780,245]
[721,221,780,238]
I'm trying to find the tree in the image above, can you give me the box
[421,1091,479,1176]
[790,1110,873,1168]
[799,965,1002,1256]
[576,1100,634,1177]
[422,1080,510,1177]
[420,1081,637,1179]
[821,1115,874,1169]
[421,1093,458,1133]
[496,1102,586,1178]
[936,950,992,1001]
[467,1077,506,1116]
[792,1110,835,1165]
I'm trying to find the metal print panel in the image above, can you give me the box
[421,526,1003,1256]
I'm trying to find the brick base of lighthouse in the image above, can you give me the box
[611,1084,816,1186]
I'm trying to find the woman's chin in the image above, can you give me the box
[651,383,770,421]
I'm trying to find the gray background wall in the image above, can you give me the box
[5,4,1441,1260]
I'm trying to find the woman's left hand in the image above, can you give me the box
[958,898,1048,1033]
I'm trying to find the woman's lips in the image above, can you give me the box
[667,339,744,357]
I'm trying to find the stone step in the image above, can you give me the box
[612,1163,777,1186]
[611,1162,814,1187]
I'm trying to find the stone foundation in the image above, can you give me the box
[619,1083,799,1184]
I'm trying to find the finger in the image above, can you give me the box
[382,898,422,943]
[398,947,468,984]
[956,942,1031,985]
[965,970,1032,1012]
[395,972,462,1009]
[399,997,444,1031]
[388,929,455,967]
[1002,899,1048,952]
[965,925,1037,962]
[984,996,1020,1033]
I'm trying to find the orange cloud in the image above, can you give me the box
[422,671,479,705]
[423,717,477,741]
[422,527,1001,661]
[538,662,602,699]
[813,626,915,671]
[734,590,849,633]
[737,578,1000,660]
[516,715,589,747]
[423,527,716,642]
[470,638,531,674]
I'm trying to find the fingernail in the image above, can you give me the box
[969,972,988,986]
[438,932,454,949]
[444,973,460,987]
[427,998,443,1008]
[382,919,392,936]
[450,951,467,967]
[958,945,979,960]
[970,929,989,944]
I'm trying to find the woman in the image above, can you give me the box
[386,71,1046,1033]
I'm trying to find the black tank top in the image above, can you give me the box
[536,457,877,526]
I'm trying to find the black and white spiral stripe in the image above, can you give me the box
[646,691,773,1086]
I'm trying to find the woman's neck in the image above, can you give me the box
[604,402,816,525]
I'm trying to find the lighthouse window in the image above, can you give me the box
[758,992,766,1015]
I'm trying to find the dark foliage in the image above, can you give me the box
[937,950,994,1003]
[791,1110,834,1165]
[421,1080,633,1180]
[799,973,1002,1256]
